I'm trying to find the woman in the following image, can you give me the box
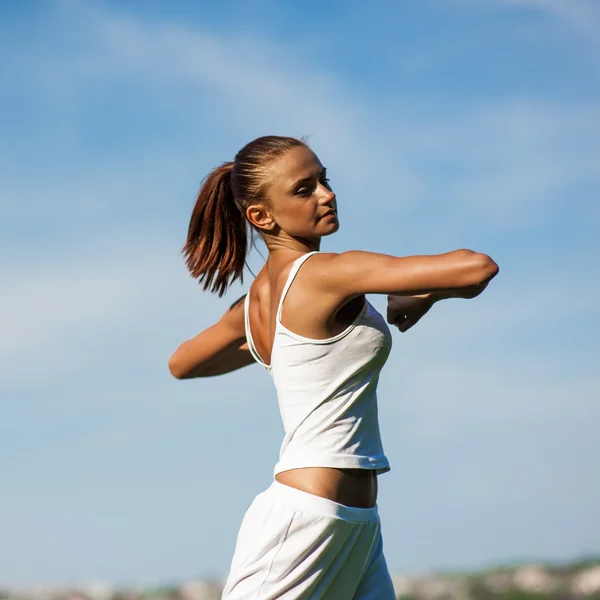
[168,136,499,599]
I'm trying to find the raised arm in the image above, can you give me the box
[168,295,255,379]
[314,249,499,298]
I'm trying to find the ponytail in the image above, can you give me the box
[182,162,248,297]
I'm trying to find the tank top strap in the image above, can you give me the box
[276,251,320,324]
[244,292,270,368]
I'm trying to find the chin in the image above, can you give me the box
[312,223,340,237]
[328,220,340,233]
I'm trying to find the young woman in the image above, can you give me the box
[168,136,499,599]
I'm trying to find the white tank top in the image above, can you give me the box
[244,251,392,476]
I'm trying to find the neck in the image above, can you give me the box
[263,234,321,255]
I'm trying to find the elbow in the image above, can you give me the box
[481,253,499,281]
[455,249,499,286]
[472,252,499,285]
[168,351,188,380]
[168,347,207,379]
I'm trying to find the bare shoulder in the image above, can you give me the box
[292,252,342,288]
[292,251,362,304]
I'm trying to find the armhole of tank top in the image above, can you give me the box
[275,251,320,325]
[244,292,270,368]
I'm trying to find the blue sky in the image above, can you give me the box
[1,0,599,587]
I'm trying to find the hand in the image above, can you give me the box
[386,294,435,333]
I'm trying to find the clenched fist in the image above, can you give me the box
[386,294,435,333]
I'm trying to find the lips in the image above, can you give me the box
[320,210,337,219]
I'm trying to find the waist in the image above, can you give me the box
[275,467,378,509]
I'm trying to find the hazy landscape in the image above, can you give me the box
[4,559,600,600]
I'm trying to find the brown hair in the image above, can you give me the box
[182,135,307,296]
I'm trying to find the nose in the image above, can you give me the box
[319,184,336,204]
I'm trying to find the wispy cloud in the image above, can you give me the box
[496,0,600,31]
[0,0,394,195]
[0,231,226,388]
[3,0,597,236]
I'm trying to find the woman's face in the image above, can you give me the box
[258,145,339,239]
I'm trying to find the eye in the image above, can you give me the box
[321,177,331,188]
[295,184,314,197]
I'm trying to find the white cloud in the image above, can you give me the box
[496,0,600,31]
[12,0,390,174]
[0,0,421,223]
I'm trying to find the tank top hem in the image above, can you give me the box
[273,454,390,477]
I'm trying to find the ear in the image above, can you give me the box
[246,204,277,232]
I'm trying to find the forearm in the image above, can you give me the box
[391,286,483,303]
[171,339,253,379]
[429,279,491,301]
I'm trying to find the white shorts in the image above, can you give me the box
[222,480,395,599]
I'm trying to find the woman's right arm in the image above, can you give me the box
[168,295,254,379]
[316,249,499,298]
